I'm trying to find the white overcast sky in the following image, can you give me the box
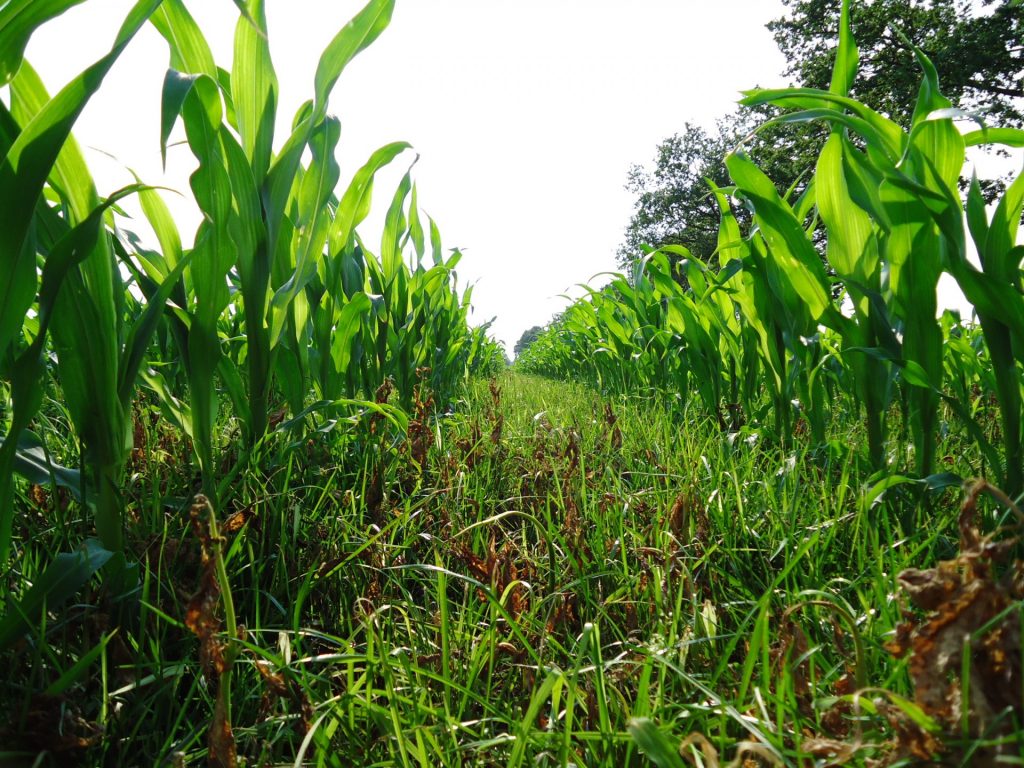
[23,0,795,353]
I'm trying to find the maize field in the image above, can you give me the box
[1,0,1023,766]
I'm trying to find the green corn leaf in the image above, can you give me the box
[262,0,395,268]
[7,430,82,502]
[36,184,142,337]
[0,0,161,364]
[408,184,425,263]
[878,179,940,318]
[159,69,199,167]
[151,0,220,163]
[150,0,217,78]
[331,293,373,374]
[217,120,271,441]
[231,0,276,184]
[0,539,113,648]
[312,0,395,124]
[899,359,932,389]
[180,76,234,494]
[878,173,944,475]
[965,173,989,260]
[708,181,744,263]
[10,62,122,441]
[330,142,412,257]
[0,179,144,563]
[279,396,408,434]
[140,368,194,439]
[816,133,875,284]
[741,87,904,159]
[726,151,833,323]
[263,99,312,263]
[0,0,89,85]
[268,115,341,348]
[912,135,964,210]
[381,166,415,285]
[860,339,1005,475]
[984,168,1024,284]
[829,0,858,100]
[220,123,263,267]
[0,234,35,369]
[759,108,898,169]
[118,251,193,407]
[883,165,965,258]
[217,355,251,435]
[227,0,260,29]
[833,137,887,228]
[429,215,444,265]
[950,262,1024,341]
[908,41,951,129]
[943,386,1005,482]
[963,127,1024,148]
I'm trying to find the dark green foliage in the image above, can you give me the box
[769,0,1024,128]
[618,109,826,270]
[513,325,545,358]
[619,121,732,268]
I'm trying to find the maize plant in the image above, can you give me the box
[0,0,498,579]
[0,0,171,563]
[519,0,1023,490]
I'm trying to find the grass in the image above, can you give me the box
[4,370,1006,767]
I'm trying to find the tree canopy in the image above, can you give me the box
[514,325,545,358]
[770,0,1024,127]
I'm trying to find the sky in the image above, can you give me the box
[23,0,795,354]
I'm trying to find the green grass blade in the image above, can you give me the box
[627,719,688,768]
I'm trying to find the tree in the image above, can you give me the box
[514,325,545,358]
[769,0,1024,128]
[618,122,732,269]
[618,107,825,271]
[620,0,1024,272]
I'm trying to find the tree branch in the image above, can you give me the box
[967,79,1024,99]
